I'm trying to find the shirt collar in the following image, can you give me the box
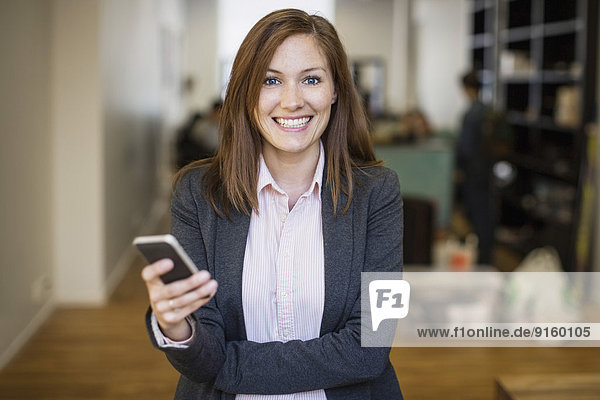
[257,140,325,197]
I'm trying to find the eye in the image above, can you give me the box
[303,76,321,85]
[264,77,281,86]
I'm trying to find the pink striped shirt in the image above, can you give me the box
[237,142,326,400]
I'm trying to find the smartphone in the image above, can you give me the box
[133,234,199,284]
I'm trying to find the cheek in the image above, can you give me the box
[257,91,276,117]
[307,88,335,112]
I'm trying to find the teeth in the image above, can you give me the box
[275,117,311,128]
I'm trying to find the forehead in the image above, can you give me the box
[268,34,329,71]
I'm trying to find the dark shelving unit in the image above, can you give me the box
[468,0,598,271]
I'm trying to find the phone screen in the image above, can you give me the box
[135,238,197,284]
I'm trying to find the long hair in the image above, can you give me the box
[176,8,381,217]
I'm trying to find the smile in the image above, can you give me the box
[274,116,312,128]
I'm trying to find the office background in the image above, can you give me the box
[1,0,599,398]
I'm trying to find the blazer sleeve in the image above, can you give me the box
[145,169,227,383]
[212,169,403,395]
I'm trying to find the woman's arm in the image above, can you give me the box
[145,169,227,383]
[213,169,403,394]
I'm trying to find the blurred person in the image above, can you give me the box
[190,99,221,156]
[175,111,203,169]
[175,101,222,169]
[456,70,496,264]
[398,108,433,141]
[141,9,404,399]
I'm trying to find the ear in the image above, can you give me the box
[331,90,337,104]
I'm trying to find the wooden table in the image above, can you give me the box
[496,373,600,400]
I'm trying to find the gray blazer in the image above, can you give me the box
[146,163,404,399]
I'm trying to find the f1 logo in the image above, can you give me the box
[369,280,410,331]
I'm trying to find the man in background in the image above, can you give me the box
[456,71,496,265]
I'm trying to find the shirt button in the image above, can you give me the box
[281,290,288,297]
[280,215,287,222]
[283,330,291,338]
[283,251,290,258]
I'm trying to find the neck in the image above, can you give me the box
[262,143,320,208]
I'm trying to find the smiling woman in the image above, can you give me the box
[256,34,338,203]
[140,8,404,399]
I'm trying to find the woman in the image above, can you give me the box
[142,8,403,399]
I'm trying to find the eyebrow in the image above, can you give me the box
[266,67,326,74]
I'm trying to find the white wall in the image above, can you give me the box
[390,0,413,113]
[101,0,176,288]
[0,0,56,369]
[335,0,395,111]
[336,0,468,123]
[183,0,219,115]
[1,0,183,369]
[183,0,468,125]
[182,0,336,115]
[52,0,106,304]
[52,0,183,305]
[413,0,469,131]
[217,0,335,98]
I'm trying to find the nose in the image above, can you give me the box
[280,83,304,110]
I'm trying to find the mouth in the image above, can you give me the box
[273,116,312,129]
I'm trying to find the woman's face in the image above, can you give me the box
[255,34,337,162]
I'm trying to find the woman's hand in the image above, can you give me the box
[141,259,218,341]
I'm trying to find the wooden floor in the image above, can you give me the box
[1,254,599,399]
[0,254,179,400]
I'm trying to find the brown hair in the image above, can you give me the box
[176,8,381,217]
[461,70,481,91]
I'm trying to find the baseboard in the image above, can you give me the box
[0,298,55,371]
[105,197,169,298]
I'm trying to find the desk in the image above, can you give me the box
[496,374,600,400]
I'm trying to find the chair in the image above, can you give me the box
[403,196,436,265]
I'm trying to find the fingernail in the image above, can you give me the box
[198,270,210,280]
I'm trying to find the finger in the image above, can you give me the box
[141,259,174,283]
[193,278,218,300]
[152,271,213,311]
[166,279,218,311]
[161,270,211,300]
[156,285,217,328]
[160,308,188,326]
[176,288,218,319]
[143,260,176,306]
[155,297,177,314]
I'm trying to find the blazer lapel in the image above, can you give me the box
[320,175,354,335]
[214,210,250,340]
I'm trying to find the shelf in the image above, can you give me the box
[478,69,495,84]
[470,0,494,14]
[506,111,579,134]
[469,0,597,271]
[501,19,582,42]
[501,26,532,43]
[500,73,538,84]
[506,0,532,30]
[540,70,581,83]
[544,0,577,24]
[536,115,580,133]
[471,33,494,49]
[501,70,580,84]
[543,20,583,37]
[505,152,578,184]
[500,192,573,228]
